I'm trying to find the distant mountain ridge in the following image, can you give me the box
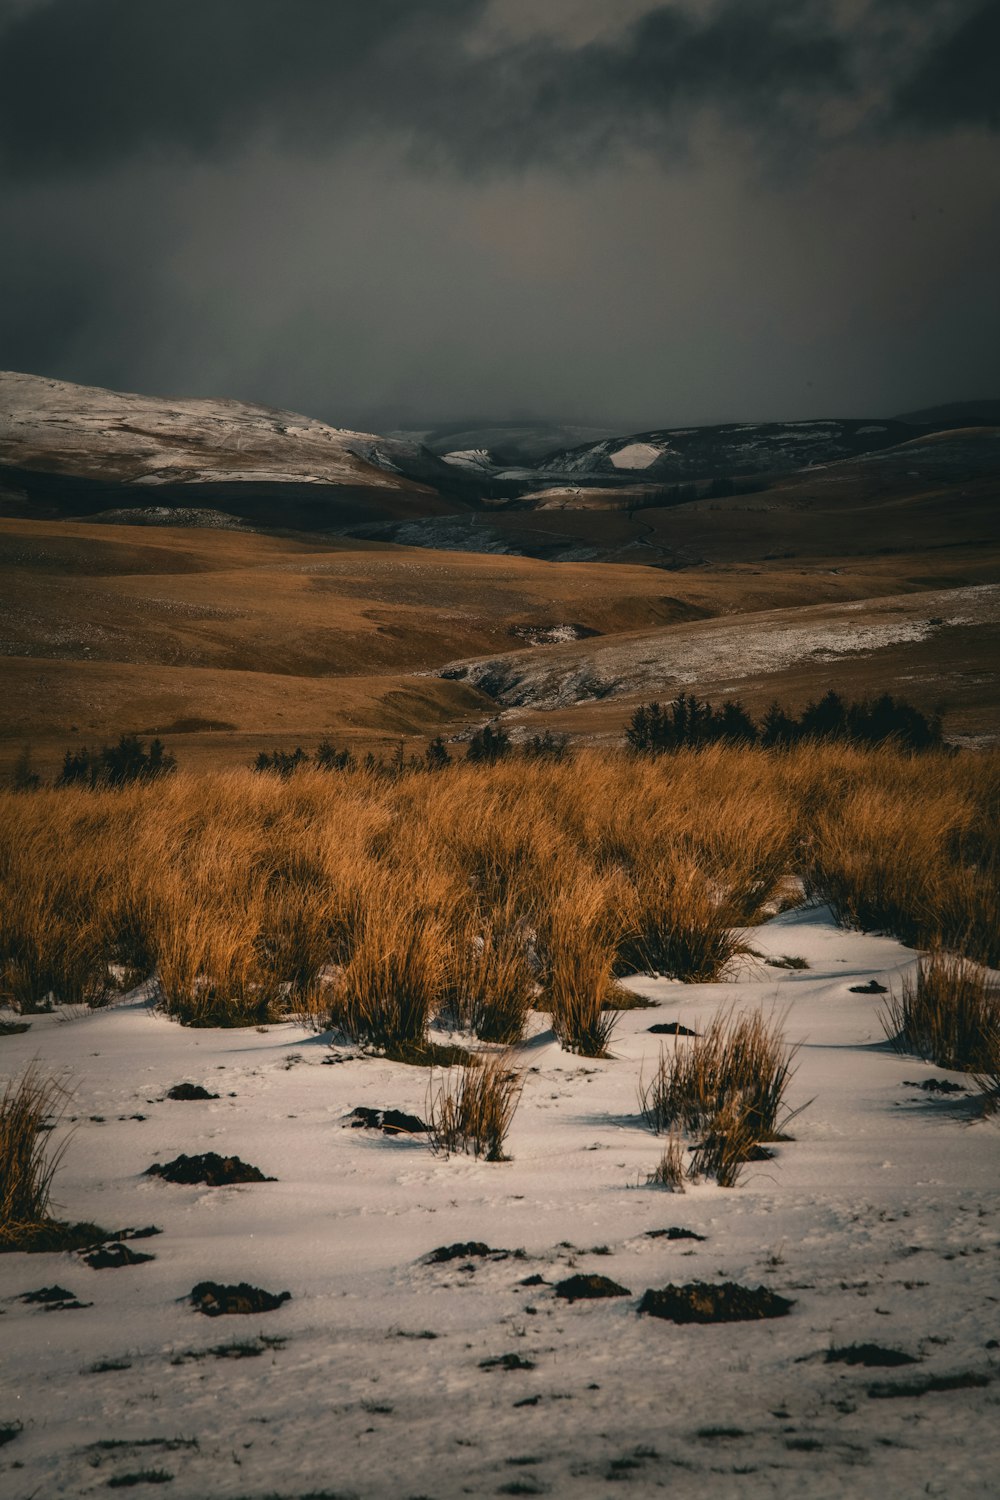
[895,399,1000,428]
[2,370,997,541]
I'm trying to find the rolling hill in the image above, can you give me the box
[1,371,998,771]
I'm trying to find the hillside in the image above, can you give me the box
[0,371,470,529]
[1,374,998,771]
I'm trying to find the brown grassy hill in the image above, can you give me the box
[0,370,468,529]
[2,501,998,773]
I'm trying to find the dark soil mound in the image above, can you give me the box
[166,1083,220,1101]
[868,1371,991,1399]
[145,1152,274,1186]
[826,1344,919,1368]
[189,1281,291,1317]
[555,1274,631,1302]
[645,1227,706,1242]
[426,1241,501,1264]
[382,1039,477,1067]
[903,1078,966,1094]
[639,1281,794,1324]
[849,980,888,994]
[82,1242,156,1270]
[349,1106,427,1135]
[479,1352,536,1371]
[647,1022,698,1036]
[20,1284,91,1309]
[2,1219,112,1254]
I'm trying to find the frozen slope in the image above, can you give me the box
[1,906,998,1499]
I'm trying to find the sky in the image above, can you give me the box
[1,0,998,431]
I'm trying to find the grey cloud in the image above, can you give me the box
[0,1,995,429]
[891,1,1000,131]
[0,0,991,183]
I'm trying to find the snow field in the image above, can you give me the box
[1,905,998,1498]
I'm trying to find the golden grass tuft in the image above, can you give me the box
[540,874,626,1057]
[640,1007,799,1186]
[426,1052,524,1161]
[0,746,997,1043]
[331,869,456,1049]
[880,953,1000,1074]
[0,1065,70,1248]
[446,904,538,1044]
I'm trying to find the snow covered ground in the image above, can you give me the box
[2,905,998,1499]
[437,584,1000,711]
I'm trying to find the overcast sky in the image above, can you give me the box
[1,0,997,430]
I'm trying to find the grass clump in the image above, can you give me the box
[447,909,537,1044]
[2,746,998,1031]
[427,1052,524,1161]
[646,1133,687,1191]
[618,856,746,981]
[881,954,1000,1075]
[541,877,624,1056]
[640,1008,798,1187]
[0,1065,72,1249]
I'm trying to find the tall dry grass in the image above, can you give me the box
[640,1008,799,1187]
[880,953,1000,1074]
[446,903,537,1043]
[539,873,626,1056]
[640,1008,798,1140]
[1,748,997,1060]
[426,1052,524,1160]
[0,1065,69,1248]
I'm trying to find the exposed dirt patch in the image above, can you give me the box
[81,1242,156,1270]
[348,1106,427,1135]
[425,1241,516,1264]
[0,1020,31,1035]
[903,1078,967,1094]
[867,1371,992,1398]
[145,1152,274,1186]
[825,1344,920,1368]
[172,1334,287,1362]
[19,1284,91,1310]
[638,1281,794,1323]
[0,1421,23,1447]
[647,1022,698,1036]
[479,1352,536,1371]
[554,1274,631,1302]
[165,1082,220,1101]
[645,1227,706,1242]
[189,1281,291,1317]
[849,979,888,994]
[380,1039,479,1067]
[2,1219,112,1254]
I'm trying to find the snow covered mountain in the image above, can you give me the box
[0,371,468,527]
[533,418,928,482]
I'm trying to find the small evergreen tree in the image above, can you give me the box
[522,730,570,762]
[426,736,452,771]
[314,740,354,772]
[465,724,511,764]
[11,745,41,792]
[760,702,798,748]
[799,690,848,742]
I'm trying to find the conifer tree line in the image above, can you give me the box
[12,689,944,794]
[625,690,943,754]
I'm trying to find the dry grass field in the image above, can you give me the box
[3,746,998,1034]
[2,501,998,777]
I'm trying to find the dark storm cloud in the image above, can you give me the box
[1,0,987,182]
[891,0,1000,131]
[0,0,996,427]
